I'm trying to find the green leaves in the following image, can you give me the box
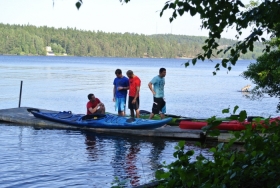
[239,110,247,121]
[155,170,170,179]
[178,9,184,16]
[189,7,197,16]
[169,2,176,9]
[242,44,280,111]
[222,59,229,68]
[178,140,185,148]
[233,105,239,114]
[160,3,169,17]
[172,11,177,19]
[75,0,82,10]
[192,58,197,65]
[207,129,221,137]
[222,108,230,114]
[249,43,254,52]
[157,0,279,74]
[156,107,280,187]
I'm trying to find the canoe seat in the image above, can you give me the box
[82,113,106,120]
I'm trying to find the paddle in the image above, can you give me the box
[139,109,189,119]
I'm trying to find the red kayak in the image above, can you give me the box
[179,117,280,131]
[179,120,248,131]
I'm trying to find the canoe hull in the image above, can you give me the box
[29,109,172,129]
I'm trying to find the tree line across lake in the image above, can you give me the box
[0,23,264,59]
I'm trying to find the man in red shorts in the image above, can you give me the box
[126,70,141,118]
[86,93,105,115]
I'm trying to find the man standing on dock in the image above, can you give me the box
[113,69,129,116]
[148,68,166,120]
[126,70,141,118]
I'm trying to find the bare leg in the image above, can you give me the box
[130,109,135,118]
[119,111,125,116]
[149,113,154,119]
[135,109,140,118]
[100,106,106,114]
[160,113,165,119]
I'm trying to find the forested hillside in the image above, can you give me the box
[0,23,263,59]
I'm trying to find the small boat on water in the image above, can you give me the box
[28,108,172,129]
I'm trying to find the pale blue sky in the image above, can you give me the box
[0,0,252,39]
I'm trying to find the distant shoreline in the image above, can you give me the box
[0,54,254,60]
[0,23,263,60]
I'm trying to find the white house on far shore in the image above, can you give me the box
[45,46,67,56]
[46,46,55,56]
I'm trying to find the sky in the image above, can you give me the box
[0,0,253,40]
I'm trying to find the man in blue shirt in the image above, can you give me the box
[113,69,129,116]
[148,68,166,119]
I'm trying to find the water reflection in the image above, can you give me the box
[82,131,171,187]
[147,138,166,170]
[241,91,250,98]
[111,137,129,185]
[0,123,213,188]
[84,131,99,161]
[125,142,140,186]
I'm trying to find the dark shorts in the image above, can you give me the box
[95,108,103,114]
[128,96,139,110]
[152,97,166,114]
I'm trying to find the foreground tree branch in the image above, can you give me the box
[75,0,280,74]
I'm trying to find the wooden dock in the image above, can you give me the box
[0,107,208,140]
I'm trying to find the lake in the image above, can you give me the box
[1,56,278,117]
[0,56,279,187]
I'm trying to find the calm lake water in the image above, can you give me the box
[0,123,210,188]
[0,56,279,187]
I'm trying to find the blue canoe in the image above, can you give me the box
[28,108,172,129]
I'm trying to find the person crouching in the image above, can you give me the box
[86,93,105,115]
